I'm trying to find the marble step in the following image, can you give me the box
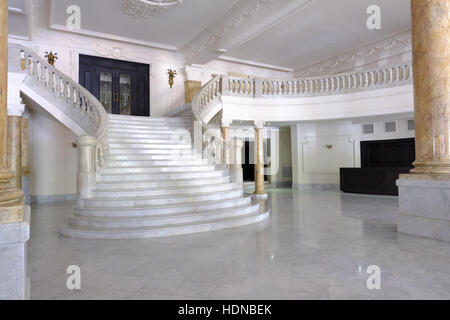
[108,143,192,150]
[108,115,192,123]
[68,203,261,228]
[107,153,201,161]
[108,130,192,137]
[102,165,215,174]
[95,176,231,189]
[108,132,191,140]
[109,123,191,131]
[109,127,193,135]
[61,210,270,239]
[108,116,191,123]
[92,182,237,198]
[75,195,252,217]
[107,137,191,144]
[105,159,209,167]
[109,148,194,155]
[78,188,243,208]
[99,170,229,182]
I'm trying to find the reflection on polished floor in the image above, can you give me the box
[28,188,450,300]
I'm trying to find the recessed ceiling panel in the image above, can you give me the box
[226,0,411,70]
[50,0,240,48]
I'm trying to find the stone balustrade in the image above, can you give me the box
[19,47,109,196]
[192,62,414,166]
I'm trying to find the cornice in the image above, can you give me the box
[182,0,278,63]
[294,30,412,77]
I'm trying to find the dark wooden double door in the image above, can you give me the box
[79,54,150,116]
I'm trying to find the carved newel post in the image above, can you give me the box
[76,136,97,198]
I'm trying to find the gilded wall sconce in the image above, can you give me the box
[45,51,58,66]
[167,69,177,88]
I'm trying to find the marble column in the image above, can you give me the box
[253,121,268,199]
[0,1,30,300]
[221,120,231,166]
[397,0,450,241]
[0,2,24,224]
[7,107,25,189]
[230,137,243,185]
[184,80,202,104]
[409,0,450,175]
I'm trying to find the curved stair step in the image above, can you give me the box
[79,188,243,208]
[98,170,229,181]
[75,195,252,217]
[102,165,215,174]
[69,203,260,228]
[61,210,270,239]
[105,159,209,167]
[95,176,231,189]
[92,182,237,197]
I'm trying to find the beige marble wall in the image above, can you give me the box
[184,80,202,104]
[410,0,450,177]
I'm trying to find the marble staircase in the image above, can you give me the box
[61,114,270,239]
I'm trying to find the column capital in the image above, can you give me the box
[221,118,232,128]
[77,135,97,147]
[254,121,265,129]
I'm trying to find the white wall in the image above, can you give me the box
[30,110,78,201]
[269,127,292,187]
[291,116,415,188]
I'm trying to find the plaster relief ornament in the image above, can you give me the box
[122,0,184,18]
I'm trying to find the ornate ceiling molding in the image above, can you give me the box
[182,0,278,63]
[294,30,412,77]
[121,0,184,18]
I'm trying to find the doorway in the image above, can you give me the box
[79,55,150,116]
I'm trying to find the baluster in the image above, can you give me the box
[56,76,61,97]
[62,80,67,100]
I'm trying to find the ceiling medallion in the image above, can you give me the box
[122,0,184,18]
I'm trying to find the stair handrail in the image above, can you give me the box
[18,46,109,197]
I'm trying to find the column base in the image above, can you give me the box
[0,205,30,300]
[397,174,450,242]
[230,167,243,185]
[252,193,268,200]
[0,198,25,223]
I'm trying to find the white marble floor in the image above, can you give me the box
[28,188,450,300]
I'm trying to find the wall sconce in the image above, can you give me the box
[167,69,177,88]
[45,51,58,66]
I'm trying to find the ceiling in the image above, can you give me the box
[46,0,411,71]
[50,0,240,49]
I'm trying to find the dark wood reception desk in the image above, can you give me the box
[340,138,415,196]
